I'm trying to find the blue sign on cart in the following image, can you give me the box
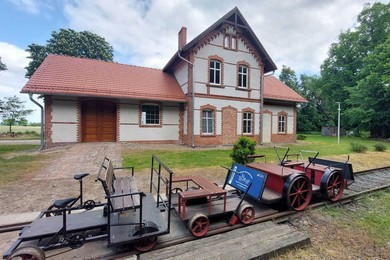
[226,163,267,201]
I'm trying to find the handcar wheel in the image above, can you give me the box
[188,213,209,237]
[171,187,183,193]
[238,204,255,225]
[321,169,345,201]
[7,246,45,260]
[133,221,159,252]
[133,236,158,252]
[68,234,85,249]
[283,174,313,211]
[83,200,95,210]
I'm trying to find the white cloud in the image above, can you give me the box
[62,0,384,76]
[0,42,41,122]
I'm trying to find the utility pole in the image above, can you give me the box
[336,102,341,145]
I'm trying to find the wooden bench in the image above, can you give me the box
[96,157,141,212]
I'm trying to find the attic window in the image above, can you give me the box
[223,35,237,50]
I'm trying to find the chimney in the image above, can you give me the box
[178,27,187,50]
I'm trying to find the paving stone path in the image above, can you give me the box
[33,142,122,180]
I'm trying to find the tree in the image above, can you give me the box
[1,96,33,133]
[279,65,299,92]
[279,66,328,133]
[319,2,390,136]
[25,29,114,78]
[0,56,6,71]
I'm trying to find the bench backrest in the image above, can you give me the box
[96,157,116,196]
[308,157,354,181]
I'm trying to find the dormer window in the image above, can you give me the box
[223,35,237,50]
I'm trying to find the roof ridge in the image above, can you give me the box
[47,54,163,72]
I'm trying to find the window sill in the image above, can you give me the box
[243,134,254,137]
[236,87,251,92]
[201,134,216,137]
[140,124,162,128]
[207,84,225,88]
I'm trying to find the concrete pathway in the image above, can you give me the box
[33,142,122,180]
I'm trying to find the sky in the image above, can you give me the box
[0,0,386,123]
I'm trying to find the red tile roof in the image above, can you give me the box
[264,76,307,103]
[21,55,187,102]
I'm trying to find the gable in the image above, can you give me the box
[164,7,277,73]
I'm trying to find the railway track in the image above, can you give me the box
[1,166,390,259]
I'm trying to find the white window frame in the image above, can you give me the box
[243,112,253,134]
[141,104,160,125]
[278,115,286,133]
[202,110,214,134]
[209,60,221,85]
[238,65,248,88]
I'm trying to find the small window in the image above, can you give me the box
[243,112,253,134]
[231,36,237,49]
[278,115,286,133]
[224,35,230,48]
[238,65,248,88]
[209,60,221,85]
[141,104,160,125]
[224,35,237,50]
[202,110,214,134]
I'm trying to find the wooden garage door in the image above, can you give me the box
[82,100,117,142]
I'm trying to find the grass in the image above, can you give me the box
[0,144,41,187]
[0,125,41,140]
[123,135,390,170]
[322,189,390,245]
[0,125,40,134]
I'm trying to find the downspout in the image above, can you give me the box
[260,70,275,145]
[177,50,195,147]
[29,93,44,150]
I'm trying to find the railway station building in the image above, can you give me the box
[21,7,306,148]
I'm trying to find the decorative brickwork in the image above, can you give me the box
[44,95,53,148]
[222,106,237,145]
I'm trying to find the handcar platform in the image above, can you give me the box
[19,209,107,240]
[109,192,168,245]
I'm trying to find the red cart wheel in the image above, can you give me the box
[133,221,159,252]
[283,173,313,211]
[188,213,209,237]
[238,204,255,225]
[320,169,345,201]
[7,246,45,260]
[134,236,157,252]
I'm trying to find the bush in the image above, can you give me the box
[374,143,387,152]
[350,142,368,153]
[297,134,307,140]
[230,137,256,164]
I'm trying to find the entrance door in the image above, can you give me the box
[82,100,116,142]
[262,112,272,143]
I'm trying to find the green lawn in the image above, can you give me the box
[0,144,41,187]
[0,125,40,139]
[322,189,390,245]
[123,135,390,170]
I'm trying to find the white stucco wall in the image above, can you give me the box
[51,98,78,142]
[119,102,180,141]
[174,62,189,94]
[265,105,295,135]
